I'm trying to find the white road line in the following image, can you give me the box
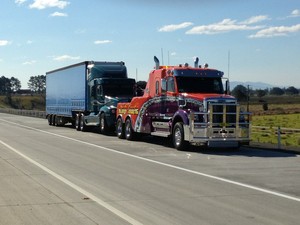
[1,118,300,203]
[0,139,143,225]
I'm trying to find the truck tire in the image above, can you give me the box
[99,113,108,134]
[53,115,58,126]
[116,117,125,139]
[125,118,135,140]
[80,114,87,132]
[173,122,189,151]
[54,116,60,126]
[48,115,52,125]
[75,114,81,131]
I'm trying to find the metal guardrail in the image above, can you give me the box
[0,108,46,119]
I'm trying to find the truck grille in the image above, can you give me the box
[209,103,238,128]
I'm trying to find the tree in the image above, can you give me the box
[256,89,267,98]
[270,87,284,95]
[231,85,248,101]
[0,76,11,94]
[10,77,21,92]
[285,86,299,95]
[28,75,46,93]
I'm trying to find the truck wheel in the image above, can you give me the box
[99,113,108,134]
[48,115,52,125]
[173,122,189,151]
[116,117,125,139]
[53,115,58,126]
[125,118,135,140]
[54,116,60,126]
[80,114,87,132]
[51,115,56,126]
[75,114,81,131]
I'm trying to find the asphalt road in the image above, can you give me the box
[0,113,299,225]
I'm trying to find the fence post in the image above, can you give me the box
[277,126,281,149]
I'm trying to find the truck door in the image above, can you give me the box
[155,78,167,115]
[165,76,177,116]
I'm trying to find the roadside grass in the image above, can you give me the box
[252,114,300,129]
[0,95,45,111]
[251,114,300,147]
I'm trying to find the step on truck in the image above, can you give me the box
[46,61,136,133]
[116,56,250,150]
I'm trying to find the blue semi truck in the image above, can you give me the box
[46,61,136,133]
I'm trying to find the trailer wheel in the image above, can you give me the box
[80,114,87,132]
[99,113,108,134]
[53,115,58,126]
[75,114,81,131]
[51,115,56,126]
[54,116,60,126]
[125,118,135,140]
[116,117,125,139]
[173,122,189,151]
[48,115,52,125]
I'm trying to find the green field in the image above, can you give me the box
[251,114,300,147]
[252,114,300,129]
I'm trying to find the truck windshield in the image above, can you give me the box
[102,84,134,97]
[176,77,224,94]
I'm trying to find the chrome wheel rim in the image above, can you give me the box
[174,128,182,146]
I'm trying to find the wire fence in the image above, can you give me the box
[0,108,46,119]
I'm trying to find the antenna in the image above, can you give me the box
[136,68,138,81]
[228,50,230,79]
[161,48,164,65]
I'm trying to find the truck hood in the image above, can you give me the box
[104,96,133,106]
[182,93,235,101]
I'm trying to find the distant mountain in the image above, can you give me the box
[230,81,274,90]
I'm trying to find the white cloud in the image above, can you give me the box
[94,40,112,44]
[249,24,300,38]
[158,22,193,32]
[240,15,270,25]
[27,40,33,44]
[53,55,80,61]
[23,60,36,65]
[50,12,68,17]
[289,9,300,18]
[29,0,70,10]
[0,40,11,46]
[15,0,27,5]
[186,18,263,35]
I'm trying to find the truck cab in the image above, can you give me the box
[80,62,136,133]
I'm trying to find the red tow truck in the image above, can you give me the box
[116,56,250,150]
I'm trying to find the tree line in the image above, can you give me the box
[0,75,46,95]
[231,85,299,101]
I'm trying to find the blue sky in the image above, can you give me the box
[1,0,300,88]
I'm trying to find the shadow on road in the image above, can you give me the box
[59,124,298,158]
[138,135,298,158]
